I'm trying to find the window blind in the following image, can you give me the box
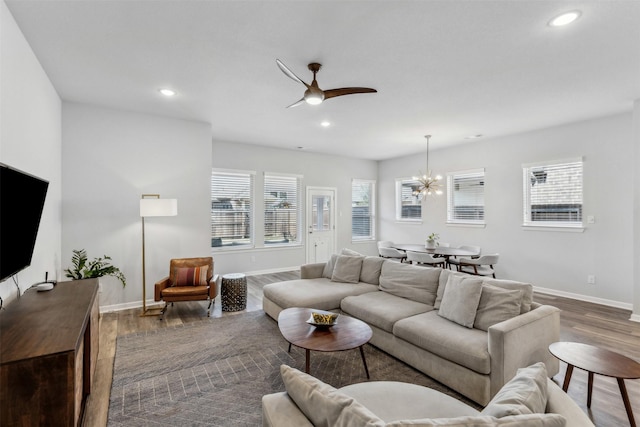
[447,169,485,224]
[211,171,254,248]
[352,179,375,240]
[264,174,301,245]
[523,159,583,227]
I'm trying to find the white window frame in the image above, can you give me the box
[395,178,422,222]
[211,168,255,250]
[263,172,302,247]
[447,168,485,226]
[522,157,584,231]
[351,179,376,241]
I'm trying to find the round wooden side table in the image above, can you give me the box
[221,273,247,312]
[549,341,640,427]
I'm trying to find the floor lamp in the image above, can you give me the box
[140,194,178,316]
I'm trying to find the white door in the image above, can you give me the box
[306,187,336,264]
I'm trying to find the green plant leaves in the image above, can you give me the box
[64,249,126,287]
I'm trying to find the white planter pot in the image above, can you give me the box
[425,240,438,249]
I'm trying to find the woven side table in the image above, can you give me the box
[221,273,247,312]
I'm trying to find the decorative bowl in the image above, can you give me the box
[306,310,339,327]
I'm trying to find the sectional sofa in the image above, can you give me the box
[262,251,561,406]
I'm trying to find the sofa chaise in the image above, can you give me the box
[262,251,561,406]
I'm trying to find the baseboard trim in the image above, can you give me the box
[243,266,300,276]
[629,313,640,323]
[100,299,161,314]
[533,286,633,311]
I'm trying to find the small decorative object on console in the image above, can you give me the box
[426,232,440,249]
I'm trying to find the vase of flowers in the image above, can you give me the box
[425,233,440,249]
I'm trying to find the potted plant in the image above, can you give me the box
[425,233,440,249]
[64,249,126,287]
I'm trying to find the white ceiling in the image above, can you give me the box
[6,0,640,160]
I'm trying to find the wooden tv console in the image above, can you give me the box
[1,279,99,426]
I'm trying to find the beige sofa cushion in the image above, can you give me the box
[280,365,384,427]
[332,255,365,283]
[341,291,433,333]
[482,278,533,314]
[438,275,484,328]
[378,262,440,305]
[393,311,490,374]
[360,256,385,285]
[435,269,470,309]
[474,285,523,331]
[481,362,549,418]
[263,278,378,311]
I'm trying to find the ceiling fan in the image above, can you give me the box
[276,59,377,108]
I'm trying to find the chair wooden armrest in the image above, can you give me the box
[154,276,171,301]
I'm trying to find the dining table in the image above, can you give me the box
[392,244,478,258]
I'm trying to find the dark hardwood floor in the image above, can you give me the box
[84,271,640,427]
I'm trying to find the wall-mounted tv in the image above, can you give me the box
[0,163,49,282]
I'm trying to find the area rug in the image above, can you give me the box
[108,311,480,426]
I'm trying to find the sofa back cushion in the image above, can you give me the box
[435,269,467,309]
[378,262,441,305]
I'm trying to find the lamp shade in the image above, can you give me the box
[140,198,178,217]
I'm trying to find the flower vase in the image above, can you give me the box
[425,239,437,249]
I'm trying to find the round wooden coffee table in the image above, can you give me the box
[278,307,373,378]
[549,341,640,427]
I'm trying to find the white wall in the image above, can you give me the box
[62,102,211,310]
[211,141,378,275]
[379,113,634,308]
[0,1,62,304]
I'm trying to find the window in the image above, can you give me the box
[264,174,301,245]
[211,170,254,248]
[352,179,376,240]
[396,178,422,221]
[523,158,583,228]
[447,169,485,225]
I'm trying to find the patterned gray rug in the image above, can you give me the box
[108,311,479,426]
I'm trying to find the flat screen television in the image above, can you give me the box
[0,163,49,282]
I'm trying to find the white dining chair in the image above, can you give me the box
[377,241,407,262]
[406,251,446,268]
[447,245,481,269]
[456,254,499,278]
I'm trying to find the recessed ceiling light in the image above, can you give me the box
[549,11,581,27]
[465,134,483,140]
[296,146,305,150]
[159,88,176,97]
[320,121,331,127]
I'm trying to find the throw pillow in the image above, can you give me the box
[483,278,533,314]
[174,265,208,286]
[473,285,522,331]
[322,254,339,279]
[341,248,363,257]
[360,256,385,285]
[481,362,549,418]
[437,275,484,328]
[331,255,365,283]
[435,270,467,309]
[280,365,384,427]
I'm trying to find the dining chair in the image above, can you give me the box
[377,241,407,262]
[406,251,445,268]
[456,254,499,278]
[447,245,481,269]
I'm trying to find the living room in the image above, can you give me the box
[1,0,639,425]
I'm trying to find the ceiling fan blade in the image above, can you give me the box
[276,59,310,89]
[323,87,377,100]
[286,98,306,108]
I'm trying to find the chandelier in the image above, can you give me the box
[412,135,443,196]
